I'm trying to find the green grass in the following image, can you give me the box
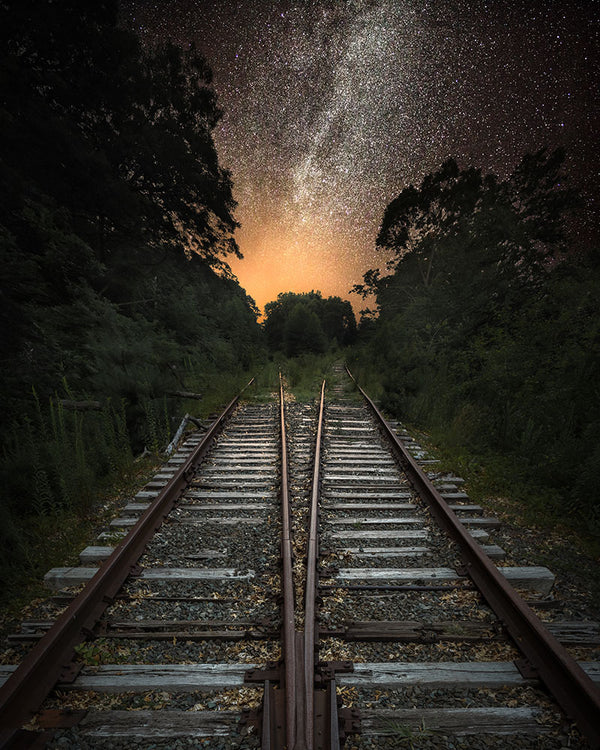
[0,455,159,621]
[420,430,600,551]
[249,350,357,403]
[282,351,338,401]
[383,719,440,747]
[344,350,385,402]
[398,422,600,612]
[177,368,259,418]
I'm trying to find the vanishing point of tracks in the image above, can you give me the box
[1,367,599,749]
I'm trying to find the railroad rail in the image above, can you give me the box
[0,367,599,749]
[346,366,600,746]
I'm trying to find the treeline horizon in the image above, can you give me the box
[349,149,600,536]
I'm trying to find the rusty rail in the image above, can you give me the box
[278,373,297,749]
[0,378,254,747]
[304,379,326,749]
[346,365,600,749]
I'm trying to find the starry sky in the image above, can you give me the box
[120,0,598,314]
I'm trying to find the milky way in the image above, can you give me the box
[120,0,598,313]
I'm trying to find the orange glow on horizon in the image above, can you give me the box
[228,222,373,317]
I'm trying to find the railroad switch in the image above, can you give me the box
[243,666,281,683]
[338,705,362,743]
[242,661,360,748]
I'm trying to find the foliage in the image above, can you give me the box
[354,149,600,534]
[74,638,131,666]
[0,1,265,437]
[384,719,439,748]
[0,0,238,267]
[0,393,137,604]
[248,352,352,404]
[0,3,266,600]
[263,291,357,356]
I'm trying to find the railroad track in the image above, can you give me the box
[1,368,599,749]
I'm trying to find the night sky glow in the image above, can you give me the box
[120,1,598,313]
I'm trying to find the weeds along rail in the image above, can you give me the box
[1,368,600,749]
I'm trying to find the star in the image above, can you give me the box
[119,0,598,313]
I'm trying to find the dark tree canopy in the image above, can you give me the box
[0,0,261,432]
[0,0,239,275]
[359,149,576,300]
[352,149,599,532]
[263,291,357,356]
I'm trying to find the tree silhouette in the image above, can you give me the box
[355,149,598,530]
[263,291,356,356]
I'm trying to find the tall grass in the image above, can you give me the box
[143,396,172,455]
[0,392,136,606]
